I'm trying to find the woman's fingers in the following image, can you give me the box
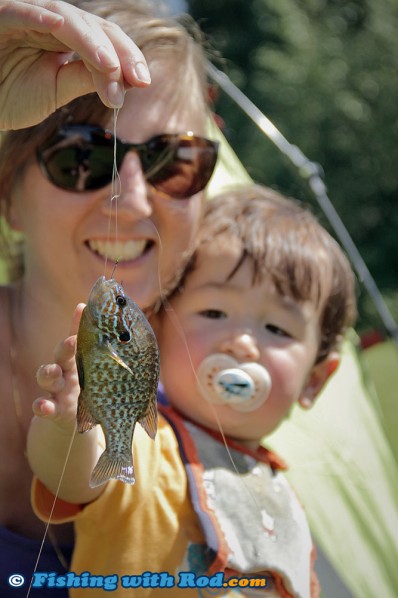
[0,0,151,129]
[0,1,65,33]
[1,0,150,82]
[52,8,151,108]
[98,18,151,87]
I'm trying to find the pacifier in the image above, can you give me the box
[197,354,272,412]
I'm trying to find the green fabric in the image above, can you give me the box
[0,218,10,283]
[267,338,398,598]
[361,340,398,464]
[208,126,398,598]
[206,118,252,197]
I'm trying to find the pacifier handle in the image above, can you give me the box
[197,354,272,413]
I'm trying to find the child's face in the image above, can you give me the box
[158,238,333,445]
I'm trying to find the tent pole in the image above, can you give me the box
[208,63,398,346]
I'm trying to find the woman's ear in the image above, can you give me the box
[298,351,340,410]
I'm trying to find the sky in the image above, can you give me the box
[166,0,186,15]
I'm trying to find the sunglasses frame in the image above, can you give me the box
[36,124,219,199]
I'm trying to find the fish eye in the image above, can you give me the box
[116,295,127,307]
[119,331,131,342]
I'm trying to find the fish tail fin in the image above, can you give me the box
[89,450,135,488]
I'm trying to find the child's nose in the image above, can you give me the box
[218,333,260,362]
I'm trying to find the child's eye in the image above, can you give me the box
[265,324,291,338]
[199,309,227,319]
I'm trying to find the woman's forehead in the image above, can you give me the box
[148,53,206,115]
[115,66,206,137]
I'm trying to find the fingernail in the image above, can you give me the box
[107,81,125,108]
[39,12,64,28]
[133,62,151,84]
[97,46,118,70]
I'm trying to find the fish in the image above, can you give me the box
[75,275,160,488]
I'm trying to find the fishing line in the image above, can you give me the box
[148,220,263,514]
[104,107,122,277]
[26,424,78,598]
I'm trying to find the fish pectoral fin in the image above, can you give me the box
[76,397,98,433]
[139,399,158,440]
[105,341,134,375]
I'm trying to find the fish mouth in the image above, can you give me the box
[86,239,154,262]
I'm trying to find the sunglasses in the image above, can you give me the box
[36,124,219,199]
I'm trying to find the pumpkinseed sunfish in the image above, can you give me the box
[76,275,159,488]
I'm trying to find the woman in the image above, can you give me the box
[0,0,218,594]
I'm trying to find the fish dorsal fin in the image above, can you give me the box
[139,399,158,440]
[77,398,98,433]
[76,350,85,390]
[105,341,134,375]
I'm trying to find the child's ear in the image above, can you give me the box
[298,352,340,410]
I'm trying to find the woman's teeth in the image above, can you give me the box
[88,239,148,261]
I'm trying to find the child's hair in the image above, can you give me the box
[180,184,357,362]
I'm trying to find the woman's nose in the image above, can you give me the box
[101,152,152,219]
[218,333,261,362]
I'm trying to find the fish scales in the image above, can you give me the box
[76,276,160,488]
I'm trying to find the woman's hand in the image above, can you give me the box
[0,0,151,130]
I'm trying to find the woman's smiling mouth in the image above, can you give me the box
[86,239,154,262]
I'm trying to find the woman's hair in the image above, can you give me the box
[180,184,357,362]
[0,0,211,280]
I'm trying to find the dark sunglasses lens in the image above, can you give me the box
[142,136,218,199]
[38,127,218,198]
[38,128,114,191]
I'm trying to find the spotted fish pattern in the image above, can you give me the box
[76,276,159,487]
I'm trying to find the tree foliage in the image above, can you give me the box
[187,0,398,335]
